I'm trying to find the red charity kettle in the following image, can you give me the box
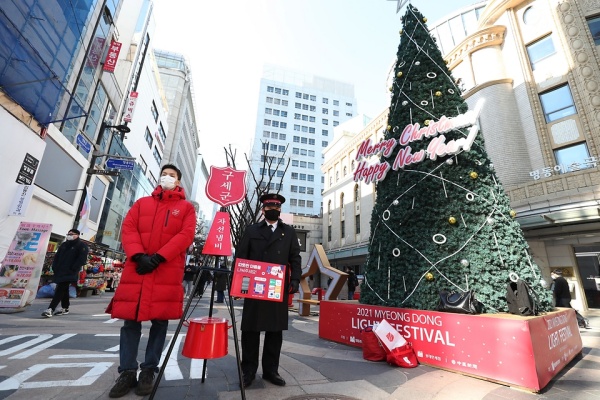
[182,317,230,359]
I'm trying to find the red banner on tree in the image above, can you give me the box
[202,211,232,256]
[205,166,246,207]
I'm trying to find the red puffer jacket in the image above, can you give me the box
[108,185,196,321]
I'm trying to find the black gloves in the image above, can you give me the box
[288,279,299,294]
[136,253,166,275]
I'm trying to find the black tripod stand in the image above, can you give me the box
[149,255,246,399]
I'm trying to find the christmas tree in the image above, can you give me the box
[357,5,552,313]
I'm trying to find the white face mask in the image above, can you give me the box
[160,175,177,190]
[66,235,75,241]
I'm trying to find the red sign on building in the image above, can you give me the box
[123,91,138,123]
[102,40,122,73]
[205,166,247,207]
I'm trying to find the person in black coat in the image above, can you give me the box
[182,264,198,298]
[214,263,228,303]
[551,269,590,328]
[42,229,89,317]
[235,193,301,388]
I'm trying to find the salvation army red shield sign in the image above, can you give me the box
[205,166,247,207]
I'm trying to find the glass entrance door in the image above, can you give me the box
[574,245,600,309]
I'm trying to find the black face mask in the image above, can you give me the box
[264,209,280,221]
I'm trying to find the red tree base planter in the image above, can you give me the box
[319,301,582,392]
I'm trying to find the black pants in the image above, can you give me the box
[241,330,283,376]
[557,297,588,326]
[49,281,72,310]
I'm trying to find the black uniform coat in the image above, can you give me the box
[235,219,302,332]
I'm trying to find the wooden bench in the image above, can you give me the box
[297,298,320,316]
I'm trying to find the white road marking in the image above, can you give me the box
[5,334,76,360]
[0,362,113,390]
[50,354,118,359]
[160,334,184,381]
[0,335,53,357]
[103,318,120,324]
[190,358,208,379]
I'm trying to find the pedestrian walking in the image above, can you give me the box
[41,228,89,317]
[105,164,196,398]
[215,263,228,303]
[182,264,198,298]
[235,193,301,388]
[551,269,590,329]
[346,267,358,300]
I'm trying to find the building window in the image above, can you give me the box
[354,184,359,201]
[153,146,161,164]
[265,108,272,114]
[145,128,153,148]
[281,111,287,117]
[291,172,298,179]
[282,100,288,106]
[158,123,166,142]
[341,220,345,237]
[267,86,274,92]
[346,102,352,106]
[333,121,339,127]
[340,193,344,209]
[554,142,593,172]
[274,88,281,94]
[588,16,600,45]
[310,105,316,112]
[322,108,328,114]
[307,187,314,195]
[310,95,316,101]
[333,100,339,106]
[333,110,339,116]
[343,166,347,176]
[266,97,273,103]
[303,93,309,100]
[328,224,332,241]
[540,84,576,123]
[299,200,306,207]
[323,98,329,104]
[526,35,556,70]
[151,100,159,122]
[322,141,329,147]
[291,199,298,206]
[278,145,285,152]
[138,155,147,173]
[299,186,306,193]
[295,102,301,109]
[323,119,328,125]
[355,214,360,234]
[322,129,328,136]
[300,173,307,180]
[307,200,313,207]
[291,185,298,192]
[292,160,299,166]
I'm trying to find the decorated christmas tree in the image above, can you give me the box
[357,4,553,313]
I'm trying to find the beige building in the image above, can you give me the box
[322,0,600,311]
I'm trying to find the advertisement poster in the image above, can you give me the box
[319,301,582,391]
[0,222,53,309]
[231,258,286,302]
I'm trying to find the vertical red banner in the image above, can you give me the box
[102,40,122,72]
[202,211,232,256]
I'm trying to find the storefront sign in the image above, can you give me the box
[529,157,598,179]
[102,40,122,73]
[86,37,105,69]
[319,301,582,391]
[8,184,34,216]
[123,92,138,123]
[0,222,53,309]
[15,153,39,185]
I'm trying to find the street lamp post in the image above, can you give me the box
[73,122,132,230]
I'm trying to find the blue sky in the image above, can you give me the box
[152,0,485,168]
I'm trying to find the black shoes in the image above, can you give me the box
[263,372,286,386]
[135,368,155,396]
[242,373,255,388]
[108,370,137,398]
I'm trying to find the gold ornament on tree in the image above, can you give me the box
[510,210,517,218]
[469,171,479,179]
[399,29,403,35]
[387,125,392,131]
[435,91,442,97]
[397,71,403,78]
[424,120,430,126]
[425,272,434,281]
[448,216,457,225]
[423,17,428,22]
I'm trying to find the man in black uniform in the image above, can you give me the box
[235,193,301,388]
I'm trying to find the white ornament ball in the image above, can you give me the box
[487,217,495,225]
[393,200,399,205]
[415,61,421,66]
[446,159,453,165]
[460,259,469,267]
[402,101,408,106]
